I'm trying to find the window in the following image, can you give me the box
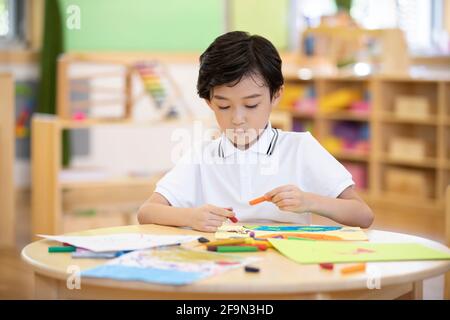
[0,0,26,48]
[293,0,448,55]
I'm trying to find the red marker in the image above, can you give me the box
[224,207,238,223]
[319,263,334,270]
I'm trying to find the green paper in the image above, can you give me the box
[269,240,450,264]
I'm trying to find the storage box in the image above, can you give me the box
[388,137,427,161]
[394,96,430,119]
[385,168,429,199]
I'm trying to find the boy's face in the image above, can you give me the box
[206,74,282,148]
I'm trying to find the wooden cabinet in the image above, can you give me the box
[279,72,450,213]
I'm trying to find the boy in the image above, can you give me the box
[138,31,374,232]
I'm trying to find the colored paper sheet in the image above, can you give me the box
[38,233,199,252]
[82,247,259,285]
[214,225,368,241]
[269,239,450,264]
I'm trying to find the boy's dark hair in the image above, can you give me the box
[197,31,283,101]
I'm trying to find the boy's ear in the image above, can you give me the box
[205,98,213,110]
[270,85,284,107]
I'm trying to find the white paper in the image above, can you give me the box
[38,233,199,252]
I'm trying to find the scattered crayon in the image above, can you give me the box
[207,246,259,253]
[319,263,334,270]
[341,263,366,275]
[198,237,210,243]
[245,266,260,273]
[48,246,76,253]
[207,238,247,247]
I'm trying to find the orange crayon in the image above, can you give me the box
[341,263,366,275]
[249,195,269,206]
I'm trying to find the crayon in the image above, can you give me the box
[319,263,334,270]
[198,237,210,243]
[244,266,260,273]
[341,263,366,275]
[224,207,239,223]
[248,195,269,206]
[237,244,268,251]
[207,238,248,246]
[229,216,239,223]
[207,246,259,253]
[48,246,76,253]
[244,238,273,248]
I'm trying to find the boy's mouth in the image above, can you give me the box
[234,129,246,135]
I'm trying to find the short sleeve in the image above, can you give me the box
[154,147,201,208]
[299,132,355,198]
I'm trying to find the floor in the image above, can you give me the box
[0,190,448,299]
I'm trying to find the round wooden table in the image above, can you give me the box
[21,224,450,299]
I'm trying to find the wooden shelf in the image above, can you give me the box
[322,111,370,122]
[444,161,450,170]
[380,155,438,168]
[60,176,160,190]
[380,113,438,125]
[332,151,370,162]
[376,193,441,211]
[58,117,204,129]
[290,110,317,119]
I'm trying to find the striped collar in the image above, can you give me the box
[218,122,279,158]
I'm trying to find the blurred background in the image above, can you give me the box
[0,0,449,299]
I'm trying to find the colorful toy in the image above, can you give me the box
[319,88,361,113]
[133,61,189,119]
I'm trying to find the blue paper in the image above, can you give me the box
[81,265,205,286]
[245,226,342,232]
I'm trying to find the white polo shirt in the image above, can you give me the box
[154,122,354,224]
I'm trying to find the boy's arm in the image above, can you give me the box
[137,192,194,227]
[307,187,374,228]
[137,192,236,232]
[265,185,374,228]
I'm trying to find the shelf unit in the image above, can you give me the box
[31,115,168,237]
[0,73,15,246]
[279,72,450,213]
[31,52,215,237]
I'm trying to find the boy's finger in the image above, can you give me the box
[203,226,218,233]
[265,185,291,199]
[209,205,235,218]
[208,216,228,224]
[271,191,294,204]
[206,219,224,228]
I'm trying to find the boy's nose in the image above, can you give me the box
[232,108,245,125]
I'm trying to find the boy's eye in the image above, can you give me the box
[218,106,230,110]
[245,104,258,109]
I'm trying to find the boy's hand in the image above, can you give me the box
[265,185,313,213]
[189,204,236,232]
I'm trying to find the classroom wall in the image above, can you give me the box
[230,0,289,50]
[58,0,290,51]
[58,0,225,51]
